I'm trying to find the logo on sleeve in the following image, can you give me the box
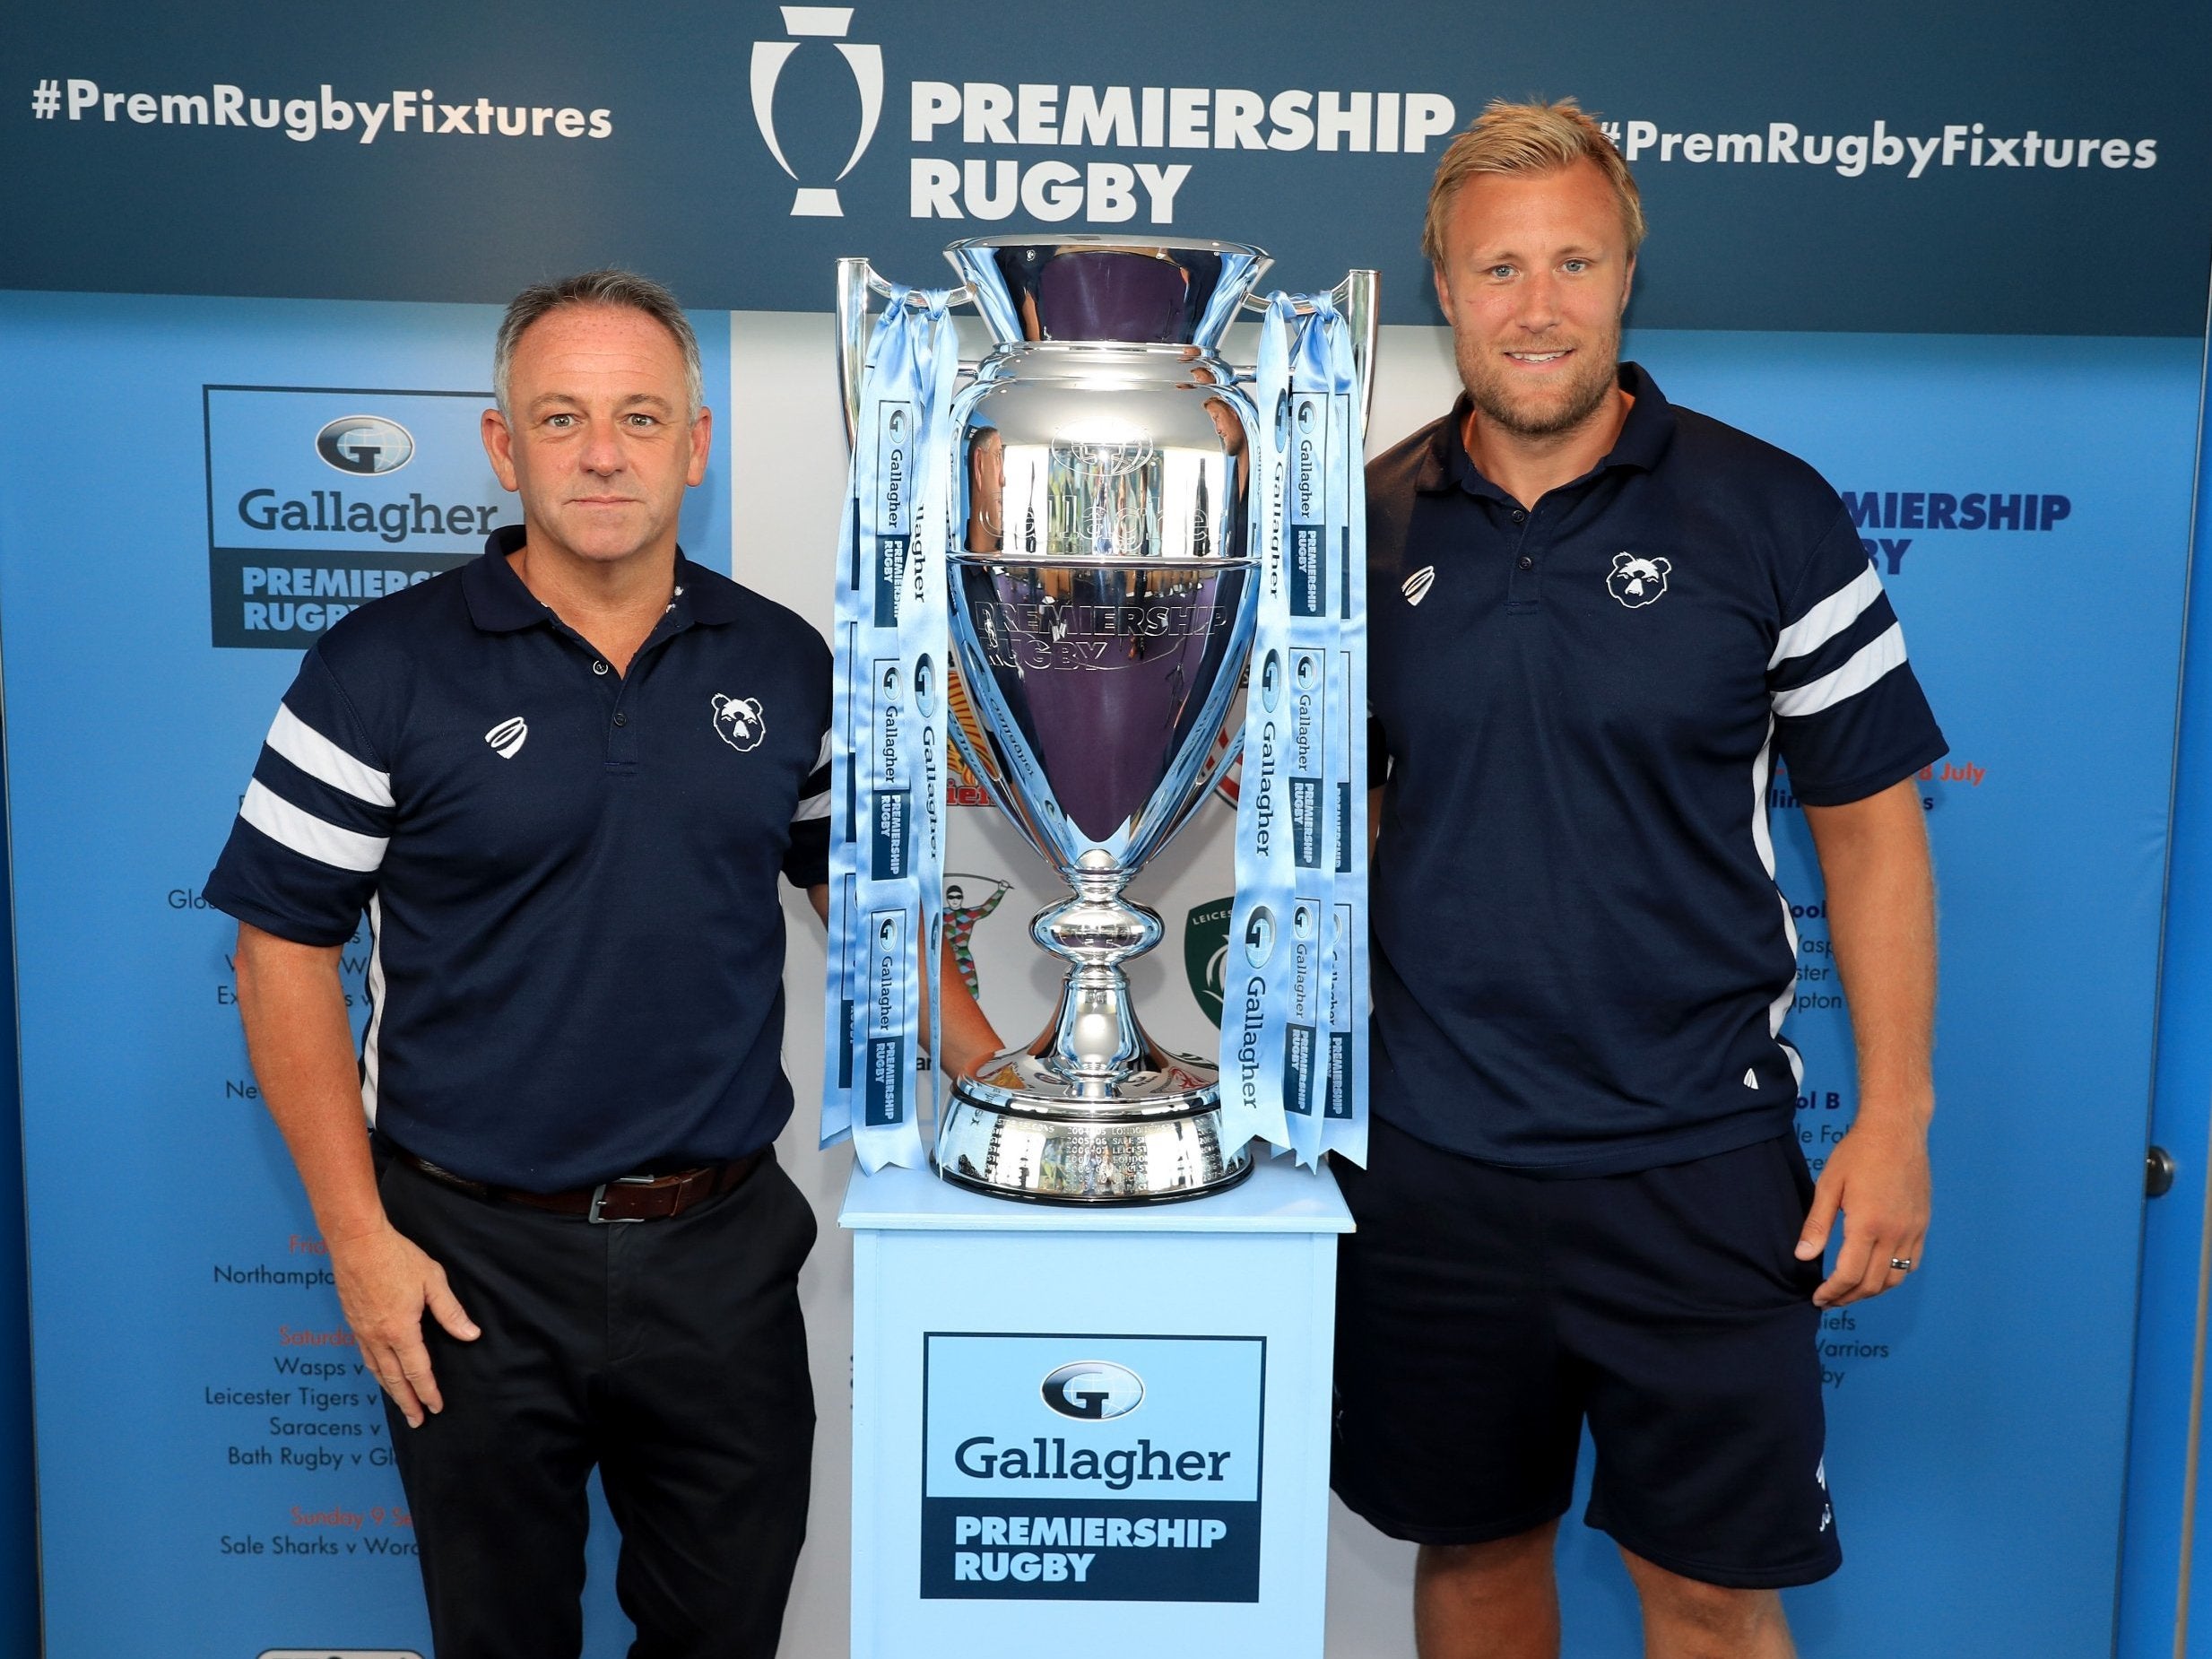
[1401,566,1436,606]
[711,693,767,751]
[1607,552,1670,609]
[484,717,528,759]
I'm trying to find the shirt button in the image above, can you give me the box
[1510,508,1527,523]
[612,711,629,727]
[1517,555,1534,570]
[592,660,609,675]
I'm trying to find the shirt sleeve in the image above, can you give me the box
[783,725,831,889]
[203,647,395,945]
[1770,511,1948,806]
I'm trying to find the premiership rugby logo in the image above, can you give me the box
[749,5,883,217]
[1402,566,1435,606]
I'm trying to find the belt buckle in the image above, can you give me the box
[587,1173,658,1225]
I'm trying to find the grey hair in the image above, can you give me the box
[492,268,704,420]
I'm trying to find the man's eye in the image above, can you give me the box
[1562,259,1589,274]
[1488,265,1515,281]
[545,413,575,429]
[625,413,659,428]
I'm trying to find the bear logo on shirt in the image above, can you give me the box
[710,693,767,751]
[1607,551,1671,609]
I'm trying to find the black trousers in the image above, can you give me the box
[377,1146,818,1658]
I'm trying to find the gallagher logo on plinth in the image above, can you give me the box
[1042,1361,1145,1421]
[750,5,883,216]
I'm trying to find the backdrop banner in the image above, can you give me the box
[4,3,2208,335]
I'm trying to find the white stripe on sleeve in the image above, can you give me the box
[1769,564,1882,670]
[239,779,390,873]
[1772,622,1907,718]
[359,893,386,1125]
[792,727,833,822]
[265,704,394,807]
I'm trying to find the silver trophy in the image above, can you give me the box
[837,237,1375,1203]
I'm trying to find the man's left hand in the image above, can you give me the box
[1794,1116,1931,1307]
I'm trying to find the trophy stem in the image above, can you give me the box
[934,850,1253,1203]
[1033,855,1160,1099]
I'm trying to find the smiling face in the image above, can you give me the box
[1432,158,1635,443]
[481,303,711,574]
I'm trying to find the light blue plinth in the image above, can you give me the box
[841,1157,1353,1659]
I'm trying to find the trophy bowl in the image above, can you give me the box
[929,237,1269,1203]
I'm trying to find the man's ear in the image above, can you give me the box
[685,405,714,489]
[481,407,520,491]
[1619,251,1637,316]
[1432,262,1451,317]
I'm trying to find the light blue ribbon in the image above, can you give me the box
[1224,294,1369,1168]
[823,289,958,1172]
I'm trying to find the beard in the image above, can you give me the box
[1456,319,1623,441]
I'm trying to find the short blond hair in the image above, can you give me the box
[1420,98,1646,265]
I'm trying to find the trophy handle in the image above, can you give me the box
[834,256,980,450]
[1239,268,1381,431]
[1340,267,1381,431]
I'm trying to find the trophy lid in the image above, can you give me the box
[946,235,1271,353]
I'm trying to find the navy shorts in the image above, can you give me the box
[1330,1116,1842,1589]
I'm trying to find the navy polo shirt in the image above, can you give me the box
[206,525,833,1191]
[1366,364,1947,1175]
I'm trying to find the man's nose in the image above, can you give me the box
[578,421,625,473]
[1514,271,1563,330]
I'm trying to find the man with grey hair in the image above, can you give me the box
[206,269,998,1655]
[1336,102,1945,1657]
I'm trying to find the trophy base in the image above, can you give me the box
[933,1057,1253,1204]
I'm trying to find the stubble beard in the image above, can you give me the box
[1456,319,1623,442]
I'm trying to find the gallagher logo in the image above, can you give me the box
[1041,1361,1145,1421]
[315,415,414,476]
[750,5,883,217]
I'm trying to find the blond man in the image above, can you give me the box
[1335,100,1943,1659]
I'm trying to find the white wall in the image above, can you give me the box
[732,308,1462,1658]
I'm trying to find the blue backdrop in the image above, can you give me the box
[2121,385,2212,1657]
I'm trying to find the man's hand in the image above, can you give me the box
[1795,1116,1931,1306]
[234,920,485,1423]
[1799,778,1937,1307]
[330,1222,480,1427]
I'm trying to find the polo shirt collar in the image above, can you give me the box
[463,524,742,632]
[1420,360,1678,499]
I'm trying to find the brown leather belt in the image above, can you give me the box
[387,1142,768,1224]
